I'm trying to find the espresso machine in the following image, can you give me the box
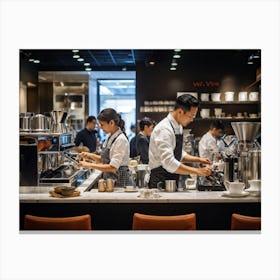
[20,111,90,187]
[231,122,261,187]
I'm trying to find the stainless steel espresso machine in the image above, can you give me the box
[231,122,261,188]
[19,110,90,187]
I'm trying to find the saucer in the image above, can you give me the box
[245,188,261,196]
[125,188,138,192]
[222,191,249,198]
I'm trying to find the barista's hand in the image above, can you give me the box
[196,167,212,177]
[77,161,94,169]
[77,152,91,160]
[199,157,212,165]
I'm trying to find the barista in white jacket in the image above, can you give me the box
[199,120,225,160]
[148,94,212,188]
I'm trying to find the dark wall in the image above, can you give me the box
[39,83,53,113]
[20,60,38,85]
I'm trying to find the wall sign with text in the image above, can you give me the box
[192,81,220,87]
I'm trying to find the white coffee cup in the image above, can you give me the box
[214,108,222,118]
[224,181,245,194]
[211,93,221,102]
[200,93,209,101]
[248,180,261,191]
[225,91,235,101]
[185,178,196,190]
[200,108,210,118]
[238,92,248,101]
[249,92,259,101]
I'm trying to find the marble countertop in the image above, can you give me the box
[20,175,261,204]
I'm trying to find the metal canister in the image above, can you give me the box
[106,179,115,192]
[249,149,261,180]
[98,179,106,192]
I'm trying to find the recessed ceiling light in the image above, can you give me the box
[149,61,155,65]
[84,62,90,66]
[73,55,80,59]
[170,67,176,71]
[33,60,40,63]
[174,49,181,52]
[65,93,68,96]
[247,61,253,64]
[85,67,92,71]
[253,54,260,59]
[122,67,127,71]
[173,54,181,59]
[77,58,84,62]
[29,58,34,62]
[171,62,178,66]
[72,50,79,53]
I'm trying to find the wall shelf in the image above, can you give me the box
[199,101,259,105]
[196,117,261,121]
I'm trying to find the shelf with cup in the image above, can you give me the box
[199,101,259,105]
[196,117,261,121]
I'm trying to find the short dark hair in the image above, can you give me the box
[86,116,96,124]
[139,117,154,131]
[210,120,225,130]
[174,94,199,112]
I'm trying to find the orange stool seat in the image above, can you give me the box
[132,213,196,230]
[24,214,92,230]
[231,213,261,230]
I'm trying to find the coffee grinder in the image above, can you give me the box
[231,122,261,188]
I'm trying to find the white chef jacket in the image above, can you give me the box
[148,113,187,173]
[102,129,129,169]
[198,131,220,160]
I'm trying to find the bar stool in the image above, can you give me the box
[24,214,92,230]
[132,213,196,230]
[231,213,261,230]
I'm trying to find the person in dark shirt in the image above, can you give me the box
[74,116,97,152]
[135,117,155,164]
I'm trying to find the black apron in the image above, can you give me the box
[101,130,135,188]
[148,120,183,189]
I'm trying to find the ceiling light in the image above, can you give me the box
[73,55,80,59]
[149,61,155,65]
[171,62,178,66]
[33,60,40,63]
[72,50,79,53]
[29,58,34,62]
[174,49,181,52]
[85,67,92,71]
[65,93,68,96]
[77,58,84,62]
[122,67,127,71]
[253,54,260,59]
[247,61,253,64]
[170,67,176,71]
[84,62,90,66]
[173,54,181,59]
